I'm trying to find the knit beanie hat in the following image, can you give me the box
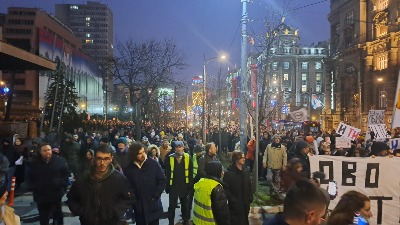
[205,161,223,178]
[296,140,309,152]
[116,137,128,146]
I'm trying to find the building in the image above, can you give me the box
[227,22,328,127]
[328,0,398,131]
[1,7,103,116]
[55,1,114,112]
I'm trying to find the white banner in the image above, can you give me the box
[335,137,351,148]
[392,70,400,128]
[369,124,389,141]
[310,155,400,225]
[389,138,400,150]
[368,110,385,126]
[336,122,361,141]
[288,108,308,122]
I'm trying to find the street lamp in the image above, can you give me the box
[202,54,226,144]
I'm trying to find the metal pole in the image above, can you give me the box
[186,87,189,131]
[255,87,259,199]
[202,55,207,144]
[358,71,362,130]
[239,0,249,152]
[218,67,222,150]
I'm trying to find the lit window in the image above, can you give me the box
[284,74,289,81]
[301,62,308,70]
[86,22,90,27]
[85,39,93,44]
[70,5,78,10]
[316,73,321,81]
[378,0,388,10]
[315,62,322,70]
[272,62,278,70]
[316,84,322,92]
[86,33,91,38]
[86,17,91,21]
[376,54,388,70]
[284,62,289,70]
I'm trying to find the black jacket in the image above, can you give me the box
[208,177,231,225]
[66,166,133,225]
[293,151,311,179]
[165,153,193,194]
[263,213,289,225]
[196,154,219,182]
[223,164,253,225]
[124,159,166,224]
[29,155,69,203]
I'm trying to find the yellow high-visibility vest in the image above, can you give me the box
[169,153,190,185]
[193,155,198,178]
[193,178,220,225]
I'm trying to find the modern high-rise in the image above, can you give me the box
[55,1,114,113]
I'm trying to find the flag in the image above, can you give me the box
[289,108,308,122]
[311,94,324,109]
[392,70,400,128]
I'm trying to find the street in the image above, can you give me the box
[12,188,267,225]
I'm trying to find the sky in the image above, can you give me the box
[1,0,330,84]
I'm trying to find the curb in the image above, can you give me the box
[249,205,283,216]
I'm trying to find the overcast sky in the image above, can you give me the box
[1,0,330,84]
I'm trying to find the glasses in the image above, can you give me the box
[95,157,112,162]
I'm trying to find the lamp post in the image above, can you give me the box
[202,54,226,144]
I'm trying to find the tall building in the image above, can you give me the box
[228,22,328,125]
[1,7,103,116]
[55,1,114,113]
[328,0,398,131]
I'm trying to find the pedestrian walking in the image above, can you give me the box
[223,151,253,225]
[263,134,287,195]
[165,141,193,225]
[193,161,230,225]
[29,143,69,225]
[124,142,166,225]
[66,144,132,225]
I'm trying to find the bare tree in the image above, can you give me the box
[107,38,187,140]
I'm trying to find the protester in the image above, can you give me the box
[369,141,390,157]
[114,137,130,172]
[328,191,373,225]
[79,149,94,176]
[246,137,256,172]
[164,141,193,225]
[2,138,19,192]
[193,161,230,225]
[60,134,80,177]
[263,134,287,195]
[293,140,311,178]
[197,142,219,180]
[147,144,161,164]
[29,143,69,225]
[223,151,253,225]
[124,142,166,225]
[67,144,132,225]
[264,179,327,225]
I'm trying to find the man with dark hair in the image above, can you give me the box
[124,142,166,225]
[67,144,132,225]
[193,161,230,225]
[30,143,69,225]
[265,179,327,225]
[197,142,219,180]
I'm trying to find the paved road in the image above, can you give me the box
[12,188,266,225]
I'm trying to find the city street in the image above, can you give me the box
[12,187,267,225]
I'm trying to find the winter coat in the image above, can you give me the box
[124,158,166,224]
[196,154,219,180]
[293,152,311,179]
[60,139,80,175]
[114,148,130,171]
[66,166,133,225]
[2,144,19,168]
[223,164,253,225]
[29,155,69,203]
[263,143,287,170]
[246,139,256,160]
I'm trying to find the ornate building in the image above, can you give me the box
[328,0,399,131]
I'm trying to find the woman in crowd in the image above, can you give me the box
[147,144,161,166]
[328,190,373,225]
[79,149,94,176]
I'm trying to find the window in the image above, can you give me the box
[284,62,289,70]
[316,84,322,92]
[284,74,289,81]
[86,33,91,38]
[346,11,354,25]
[376,54,388,70]
[85,39,93,44]
[70,5,79,9]
[374,12,388,37]
[301,62,308,70]
[315,62,322,70]
[316,73,321,81]
[272,62,278,70]
[378,0,388,10]
[301,73,307,92]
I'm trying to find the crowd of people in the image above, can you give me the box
[0,123,398,225]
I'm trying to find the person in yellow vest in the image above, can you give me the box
[193,161,230,225]
[165,141,193,225]
[189,144,205,213]
[0,180,20,224]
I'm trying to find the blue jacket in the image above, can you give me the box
[124,158,166,224]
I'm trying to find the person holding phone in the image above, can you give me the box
[327,191,373,225]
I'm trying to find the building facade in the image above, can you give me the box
[328,0,399,131]
[1,7,103,116]
[228,22,328,125]
[55,1,114,113]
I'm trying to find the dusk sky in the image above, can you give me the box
[1,0,330,83]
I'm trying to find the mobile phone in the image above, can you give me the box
[327,181,337,200]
